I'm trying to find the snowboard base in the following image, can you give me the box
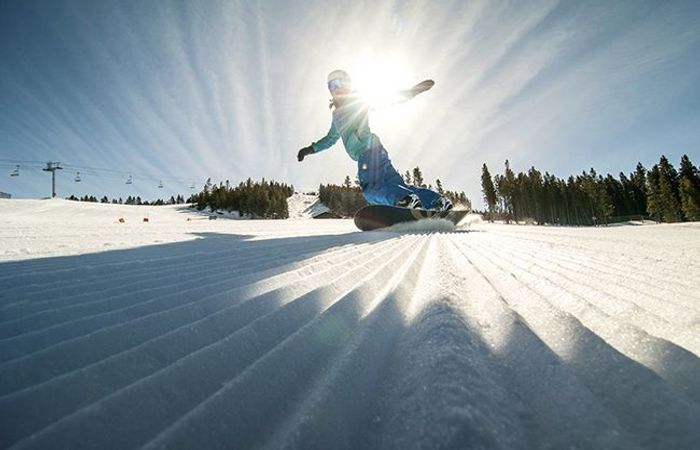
[354,205,469,231]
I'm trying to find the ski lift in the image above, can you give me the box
[158,180,164,188]
[75,171,81,182]
[189,182,195,189]
[10,165,19,177]
[126,175,133,185]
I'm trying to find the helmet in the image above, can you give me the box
[327,69,351,82]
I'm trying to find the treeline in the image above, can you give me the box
[191,178,293,219]
[67,195,187,205]
[319,168,472,216]
[480,154,700,225]
[403,167,472,210]
[319,176,367,217]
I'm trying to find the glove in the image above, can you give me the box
[410,79,435,96]
[297,146,314,162]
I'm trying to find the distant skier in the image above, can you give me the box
[297,69,452,211]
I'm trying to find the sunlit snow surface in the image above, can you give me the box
[1,199,699,449]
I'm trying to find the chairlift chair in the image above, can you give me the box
[126,175,133,185]
[75,172,81,182]
[10,165,19,177]
[158,180,164,188]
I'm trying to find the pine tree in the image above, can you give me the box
[680,178,700,221]
[603,174,626,218]
[412,167,425,187]
[435,179,444,195]
[526,167,545,224]
[657,156,681,222]
[543,173,559,224]
[679,155,700,221]
[499,160,516,222]
[630,163,647,217]
[581,172,591,222]
[481,163,497,222]
[558,178,571,225]
[646,165,662,221]
[404,170,412,185]
[459,192,471,210]
[679,155,700,184]
[343,175,352,188]
[595,174,613,225]
[565,176,579,225]
[617,172,635,216]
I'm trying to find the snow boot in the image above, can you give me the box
[395,193,422,209]
[432,196,453,212]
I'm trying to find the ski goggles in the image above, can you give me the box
[327,78,350,90]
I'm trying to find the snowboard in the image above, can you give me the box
[354,205,469,231]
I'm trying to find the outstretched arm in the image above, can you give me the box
[367,79,435,110]
[398,79,435,100]
[298,120,340,162]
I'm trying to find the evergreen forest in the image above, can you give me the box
[191,178,293,219]
[480,154,700,225]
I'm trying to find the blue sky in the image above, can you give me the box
[1,0,699,206]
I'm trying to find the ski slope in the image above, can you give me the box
[286,192,330,219]
[1,199,699,449]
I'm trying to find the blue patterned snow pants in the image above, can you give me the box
[357,146,441,208]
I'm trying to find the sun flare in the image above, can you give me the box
[349,61,415,109]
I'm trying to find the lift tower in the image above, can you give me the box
[43,162,63,198]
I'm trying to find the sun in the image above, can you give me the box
[349,60,415,108]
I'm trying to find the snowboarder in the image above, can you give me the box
[297,69,452,212]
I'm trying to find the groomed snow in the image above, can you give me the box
[1,198,699,449]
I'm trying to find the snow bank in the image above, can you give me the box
[287,192,329,219]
